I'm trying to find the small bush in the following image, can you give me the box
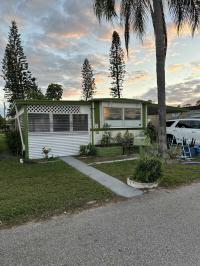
[115,132,123,144]
[80,143,97,156]
[145,122,157,144]
[141,144,160,159]
[5,130,22,155]
[167,145,182,159]
[101,123,112,146]
[114,130,134,145]
[123,130,134,144]
[132,157,163,183]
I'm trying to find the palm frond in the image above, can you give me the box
[120,0,150,53]
[93,0,117,22]
[120,0,131,53]
[168,0,200,35]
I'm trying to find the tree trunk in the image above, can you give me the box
[152,0,167,158]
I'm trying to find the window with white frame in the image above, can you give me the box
[73,114,88,131]
[124,108,141,120]
[28,114,50,132]
[53,114,70,132]
[104,107,123,120]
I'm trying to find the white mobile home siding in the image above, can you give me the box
[28,132,90,159]
[27,104,91,159]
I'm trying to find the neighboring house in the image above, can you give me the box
[148,103,187,126]
[14,98,148,159]
[148,104,200,127]
[183,105,200,118]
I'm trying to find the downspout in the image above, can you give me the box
[91,101,95,145]
[15,104,25,153]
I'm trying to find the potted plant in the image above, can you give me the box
[127,157,163,189]
[42,147,51,159]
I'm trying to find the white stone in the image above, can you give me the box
[127,177,158,189]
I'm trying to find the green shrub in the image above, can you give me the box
[115,132,123,144]
[114,130,134,145]
[101,123,112,146]
[80,143,97,156]
[123,130,134,143]
[145,122,157,144]
[167,145,182,159]
[140,144,160,159]
[5,130,22,155]
[132,157,163,183]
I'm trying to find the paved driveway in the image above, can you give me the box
[1,183,200,266]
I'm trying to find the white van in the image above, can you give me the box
[166,119,200,144]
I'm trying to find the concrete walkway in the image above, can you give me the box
[61,156,142,198]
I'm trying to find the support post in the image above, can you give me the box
[24,106,29,159]
[15,104,25,153]
[91,101,95,145]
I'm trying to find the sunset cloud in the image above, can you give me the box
[142,79,200,106]
[126,71,149,85]
[168,64,184,73]
[63,88,81,99]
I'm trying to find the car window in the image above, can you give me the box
[176,120,192,128]
[166,121,175,127]
[190,120,200,129]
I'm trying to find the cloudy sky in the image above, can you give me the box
[1,0,200,115]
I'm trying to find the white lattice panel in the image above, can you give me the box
[27,105,80,114]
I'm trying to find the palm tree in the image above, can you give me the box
[93,0,200,157]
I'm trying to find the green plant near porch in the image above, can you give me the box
[0,134,8,153]
[101,123,112,146]
[5,130,21,155]
[131,157,163,183]
[80,143,97,156]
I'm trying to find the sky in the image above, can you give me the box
[1,0,200,115]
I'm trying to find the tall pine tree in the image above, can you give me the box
[82,58,96,101]
[109,31,126,98]
[2,21,43,105]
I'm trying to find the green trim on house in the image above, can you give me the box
[142,103,148,128]
[15,100,90,110]
[14,98,148,111]
[92,98,148,104]
[91,127,145,132]
[23,106,29,159]
[94,101,100,128]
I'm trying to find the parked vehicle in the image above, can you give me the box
[166,119,200,144]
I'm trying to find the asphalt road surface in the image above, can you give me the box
[1,183,200,266]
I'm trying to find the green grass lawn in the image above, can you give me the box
[78,154,138,164]
[0,159,116,227]
[95,159,200,188]
[0,133,8,153]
